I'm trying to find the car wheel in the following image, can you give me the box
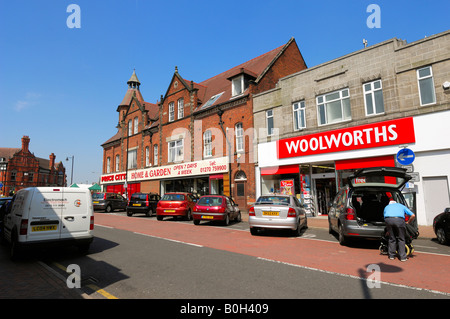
[185,209,192,221]
[105,205,112,213]
[436,227,448,245]
[250,227,259,236]
[194,220,200,225]
[126,211,133,217]
[235,212,241,222]
[157,216,163,221]
[292,222,301,237]
[223,214,230,226]
[338,224,347,246]
[146,209,152,217]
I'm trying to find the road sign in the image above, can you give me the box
[396,148,415,165]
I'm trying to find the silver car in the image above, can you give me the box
[249,195,307,236]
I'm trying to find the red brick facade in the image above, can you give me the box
[0,136,66,196]
[100,39,307,209]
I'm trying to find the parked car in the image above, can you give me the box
[156,192,195,221]
[0,197,13,244]
[0,197,12,208]
[193,195,241,226]
[126,192,160,217]
[433,207,450,245]
[2,187,94,259]
[249,194,307,236]
[328,166,413,246]
[92,192,127,212]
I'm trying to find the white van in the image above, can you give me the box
[3,187,94,259]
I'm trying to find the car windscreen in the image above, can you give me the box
[92,193,104,200]
[197,197,223,206]
[255,196,290,205]
[161,194,185,201]
[131,194,147,200]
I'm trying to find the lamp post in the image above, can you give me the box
[66,155,74,186]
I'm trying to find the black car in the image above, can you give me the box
[328,166,413,245]
[0,197,12,244]
[92,192,127,212]
[433,207,450,245]
[127,192,160,217]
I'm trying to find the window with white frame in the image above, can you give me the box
[128,119,132,136]
[153,144,158,166]
[235,123,244,152]
[106,157,111,174]
[317,88,351,125]
[134,117,139,134]
[115,155,120,172]
[145,146,150,166]
[417,66,436,106]
[128,149,137,169]
[168,139,183,162]
[293,101,306,130]
[266,109,274,136]
[169,102,175,122]
[231,75,249,97]
[204,130,212,157]
[363,80,384,116]
[178,98,184,119]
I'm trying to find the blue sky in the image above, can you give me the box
[1,0,449,184]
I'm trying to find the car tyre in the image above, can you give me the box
[436,227,448,245]
[185,209,192,221]
[250,227,259,236]
[193,220,200,225]
[338,223,348,246]
[157,215,163,221]
[146,209,152,217]
[223,214,230,226]
[292,222,301,237]
[126,211,133,217]
[105,205,112,213]
[235,212,241,222]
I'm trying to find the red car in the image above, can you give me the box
[156,192,196,221]
[193,195,241,226]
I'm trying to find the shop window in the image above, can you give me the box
[293,101,306,130]
[317,88,351,125]
[235,123,244,152]
[169,102,175,122]
[204,130,212,158]
[168,139,183,162]
[363,80,384,116]
[417,66,436,106]
[266,109,274,136]
[178,98,184,119]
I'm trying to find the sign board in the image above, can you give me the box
[396,148,415,165]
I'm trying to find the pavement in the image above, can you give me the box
[0,215,437,299]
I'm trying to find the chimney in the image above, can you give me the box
[21,136,30,153]
[49,153,55,169]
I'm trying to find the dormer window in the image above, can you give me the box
[231,75,249,97]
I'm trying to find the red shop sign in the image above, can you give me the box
[277,117,415,159]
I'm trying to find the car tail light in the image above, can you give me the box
[193,206,198,212]
[287,208,296,217]
[346,208,356,220]
[181,202,188,207]
[20,219,28,235]
[249,206,255,216]
[90,216,94,230]
[218,206,226,213]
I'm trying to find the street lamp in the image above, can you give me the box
[66,155,74,186]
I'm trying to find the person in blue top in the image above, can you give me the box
[383,197,415,261]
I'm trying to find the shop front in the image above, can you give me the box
[258,117,416,217]
[100,156,228,198]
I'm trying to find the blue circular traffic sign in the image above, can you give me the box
[396,148,415,165]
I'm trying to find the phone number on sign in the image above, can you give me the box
[200,165,227,173]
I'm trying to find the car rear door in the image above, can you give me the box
[60,189,92,239]
[348,167,411,189]
[27,188,63,242]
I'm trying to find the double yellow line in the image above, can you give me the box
[52,262,118,299]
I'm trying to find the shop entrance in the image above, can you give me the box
[312,173,336,215]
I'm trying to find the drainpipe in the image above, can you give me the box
[217,108,233,199]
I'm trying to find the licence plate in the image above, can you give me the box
[32,225,57,232]
[165,209,175,213]
[262,211,279,216]
[201,215,214,219]
[93,201,99,204]
[133,203,141,206]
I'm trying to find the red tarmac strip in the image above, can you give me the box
[94,213,450,294]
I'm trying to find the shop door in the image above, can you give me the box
[235,181,247,211]
[423,176,450,225]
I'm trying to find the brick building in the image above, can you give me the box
[101,38,307,209]
[0,136,66,196]
[253,30,450,225]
